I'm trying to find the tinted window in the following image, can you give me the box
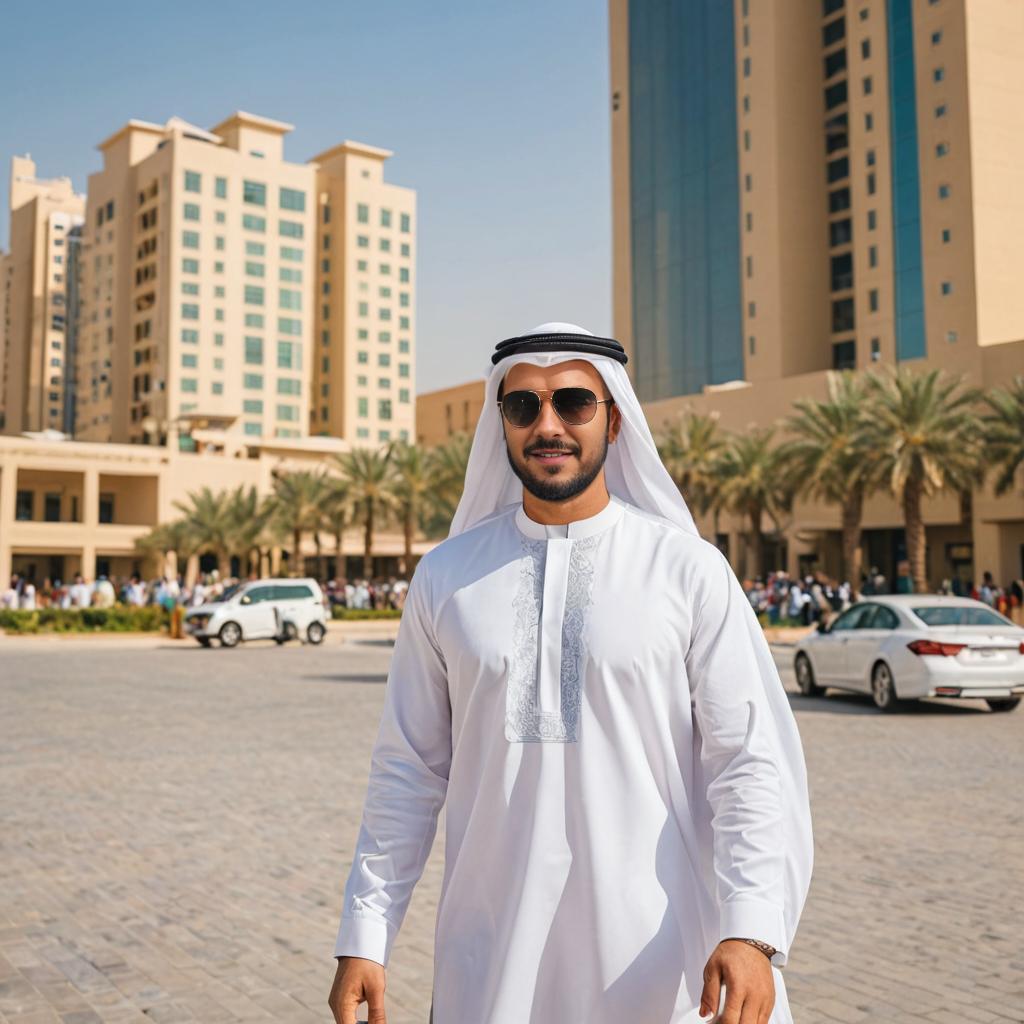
[245,586,275,604]
[912,605,1012,627]
[273,584,314,601]
[869,606,899,629]
[831,604,873,631]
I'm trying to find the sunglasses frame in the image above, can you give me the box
[497,387,615,428]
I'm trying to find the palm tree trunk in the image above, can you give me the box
[293,528,302,577]
[748,503,763,580]
[841,487,864,596]
[902,474,928,593]
[315,533,323,582]
[402,504,413,577]
[363,498,374,579]
[334,528,344,580]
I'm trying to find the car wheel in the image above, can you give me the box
[871,661,904,712]
[794,653,823,696]
[196,637,211,648]
[986,697,1021,713]
[307,621,326,645]
[219,621,242,648]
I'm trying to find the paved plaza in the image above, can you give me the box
[1,634,1022,1024]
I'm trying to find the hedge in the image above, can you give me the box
[330,606,403,621]
[0,606,169,635]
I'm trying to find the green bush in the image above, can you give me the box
[757,613,813,629]
[0,605,170,635]
[330,606,403,621]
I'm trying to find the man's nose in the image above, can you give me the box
[532,396,564,435]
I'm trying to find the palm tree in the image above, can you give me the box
[983,375,1024,497]
[779,371,880,594]
[423,432,473,537]
[716,427,793,581]
[135,519,197,578]
[173,487,235,577]
[268,470,331,577]
[860,366,984,593]
[332,447,401,578]
[656,410,727,535]
[324,479,354,580]
[224,485,273,577]
[388,440,431,575]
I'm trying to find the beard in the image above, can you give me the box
[505,431,610,502]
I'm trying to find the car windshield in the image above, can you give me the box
[208,583,243,604]
[911,605,1013,628]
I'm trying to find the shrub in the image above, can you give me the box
[330,606,403,621]
[0,605,169,635]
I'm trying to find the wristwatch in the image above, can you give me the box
[726,937,777,960]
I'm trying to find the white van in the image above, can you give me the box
[184,578,328,648]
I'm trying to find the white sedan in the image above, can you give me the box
[793,595,1024,712]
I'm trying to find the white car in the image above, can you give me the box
[794,595,1024,713]
[184,578,328,648]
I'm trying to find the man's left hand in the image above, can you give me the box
[699,939,775,1023]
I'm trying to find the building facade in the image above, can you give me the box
[0,157,85,435]
[311,143,416,445]
[608,0,1024,588]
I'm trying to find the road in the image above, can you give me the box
[1,637,1021,1023]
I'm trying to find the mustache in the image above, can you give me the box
[524,439,579,455]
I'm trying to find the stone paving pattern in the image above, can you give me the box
[1,638,1021,1023]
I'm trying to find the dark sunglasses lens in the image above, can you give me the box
[502,391,541,427]
[553,388,598,424]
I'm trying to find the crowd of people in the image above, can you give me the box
[1,570,412,613]
[742,564,1023,626]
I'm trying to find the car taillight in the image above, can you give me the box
[907,639,966,656]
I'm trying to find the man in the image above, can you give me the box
[329,325,813,1023]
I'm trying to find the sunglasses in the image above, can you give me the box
[497,387,614,428]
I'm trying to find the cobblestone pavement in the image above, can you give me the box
[1,638,1021,1023]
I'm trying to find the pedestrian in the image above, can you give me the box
[328,324,813,1024]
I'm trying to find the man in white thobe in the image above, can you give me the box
[329,325,813,1024]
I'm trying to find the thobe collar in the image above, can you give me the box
[514,493,625,540]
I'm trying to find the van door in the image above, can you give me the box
[237,584,278,639]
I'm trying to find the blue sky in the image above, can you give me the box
[0,0,612,393]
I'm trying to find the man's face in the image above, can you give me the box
[499,360,621,503]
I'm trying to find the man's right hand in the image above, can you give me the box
[328,956,387,1023]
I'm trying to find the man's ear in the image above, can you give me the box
[607,402,622,443]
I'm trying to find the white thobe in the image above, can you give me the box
[335,495,810,1023]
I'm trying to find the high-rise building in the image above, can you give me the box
[610,0,1024,585]
[0,157,85,434]
[311,142,416,445]
[75,113,317,444]
[610,0,1024,403]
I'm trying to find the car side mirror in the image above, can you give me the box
[240,594,252,605]
[816,620,828,634]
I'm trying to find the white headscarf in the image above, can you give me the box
[449,322,701,538]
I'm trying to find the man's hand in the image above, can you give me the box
[328,956,387,1023]
[699,939,775,1023]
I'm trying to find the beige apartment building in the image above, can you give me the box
[415,379,485,447]
[600,0,1024,588]
[0,433,431,587]
[0,157,85,435]
[312,142,416,445]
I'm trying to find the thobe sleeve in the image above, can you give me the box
[685,549,790,967]
[334,559,451,966]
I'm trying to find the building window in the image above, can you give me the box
[742,57,751,77]
[399,267,410,283]
[827,157,849,184]
[279,220,304,239]
[936,142,949,156]
[398,362,410,378]
[933,67,944,82]
[823,17,846,46]
[212,382,223,395]
[245,313,264,328]
[181,303,199,320]
[281,267,302,283]
[243,373,264,390]
[831,252,854,291]
[358,397,368,417]
[400,243,411,257]
[242,214,266,232]
[862,76,872,95]
[182,231,199,249]
[941,281,952,295]
[860,39,871,60]
[245,261,265,278]
[357,350,369,364]
[868,288,879,312]
[277,378,302,395]
[215,177,227,199]
[378,353,391,368]
[278,317,302,336]
[15,491,33,521]
[182,258,199,274]
[942,228,951,243]
[280,188,306,212]
[281,246,303,262]
[243,180,267,206]
[867,209,877,229]
[182,282,199,295]
[279,288,302,310]
[98,494,115,524]
[181,378,198,393]
[277,341,298,369]
[244,285,264,306]
[829,187,851,213]
[832,340,856,370]
[865,112,874,131]
[830,218,852,246]
[184,171,201,193]
[400,213,410,233]
[825,80,848,110]
[946,330,958,342]
[357,204,369,224]
[868,244,877,267]
[181,329,199,344]
[183,203,200,221]
[867,172,876,195]
[938,184,951,199]
[380,208,392,228]
[935,104,947,118]
[870,337,880,361]
[378,399,393,421]
[832,297,855,332]
[244,337,264,364]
